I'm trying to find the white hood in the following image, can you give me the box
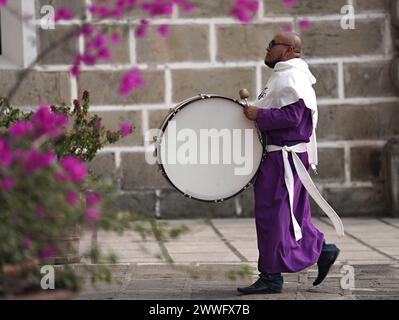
[254,58,319,169]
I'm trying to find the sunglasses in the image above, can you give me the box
[268,40,292,50]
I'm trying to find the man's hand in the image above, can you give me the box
[243,105,259,121]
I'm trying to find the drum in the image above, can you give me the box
[155,94,264,202]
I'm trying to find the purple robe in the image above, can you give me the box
[254,99,325,273]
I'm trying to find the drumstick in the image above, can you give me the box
[239,88,250,107]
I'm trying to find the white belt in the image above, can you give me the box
[267,143,345,241]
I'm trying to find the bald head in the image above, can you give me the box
[264,32,302,68]
[275,32,302,56]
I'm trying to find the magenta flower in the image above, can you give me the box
[299,19,311,30]
[0,0,8,7]
[1,178,14,190]
[120,122,133,137]
[157,24,169,38]
[60,156,88,183]
[66,191,79,206]
[85,207,101,223]
[86,192,102,207]
[119,68,144,97]
[9,120,34,138]
[136,19,149,38]
[22,239,32,250]
[24,150,56,173]
[54,8,74,22]
[0,139,12,167]
[230,0,259,24]
[32,106,68,139]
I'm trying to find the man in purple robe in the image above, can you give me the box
[238,32,342,295]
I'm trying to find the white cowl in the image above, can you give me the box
[254,58,318,170]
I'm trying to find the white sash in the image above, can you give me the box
[267,143,345,241]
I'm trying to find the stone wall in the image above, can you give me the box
[1,0,398,217]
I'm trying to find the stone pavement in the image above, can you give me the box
[76,218,399,300]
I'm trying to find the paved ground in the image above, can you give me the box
[75,217,399,300]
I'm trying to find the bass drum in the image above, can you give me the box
[156,94,264,202]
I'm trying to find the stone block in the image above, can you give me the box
[90,110,143,146]
[84,26,130,65]
[344,61,396,98]
[317,103,399,141]
[301,19,385,58]
[78,70,165,105]
[178,0,234,18]
[109,192,156,217]
[120,152,170,190]
[314,148,345,182]
[88,152,117,182]
[35,0,86,19]
[0,70,71,106]
[37,26,79,65]
[350,146,383,182]
[309,64,338,99]
[352,0,391,12]
[217,23,287,62]
[263,0,348,16]
[172,67,256,102]
[148,109,170,131]
[136,25,209,63]
[323,185,389,216]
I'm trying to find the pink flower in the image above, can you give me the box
[0,0,8,7]
[157,25,169,38]
[32,106,68,139]
[283,0,297,8]
[230,0,259,24]
[97,47,111,61]
[66,191,79,206]
[1,178,14,190]
[119,68,144,97]
[136,19,149,38]
[299,19,311,30]
[24,150,56,173]
[60,156,88,183]
[54,8,74,22]
[85,207,101,223]
[86,192,102,207]
[22,239,32,250]
[0,139,12,167]
[120,122,133,137]
[9,120,34,137]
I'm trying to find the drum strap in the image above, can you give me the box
[267,143,345,241]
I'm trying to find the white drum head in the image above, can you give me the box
[158,96,263,202]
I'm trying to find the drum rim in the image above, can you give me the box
[155,94,265,203]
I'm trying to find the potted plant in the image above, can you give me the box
[0,93,134,298]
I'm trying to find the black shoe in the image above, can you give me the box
[313,243,340,286]
[237,273,283,295]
